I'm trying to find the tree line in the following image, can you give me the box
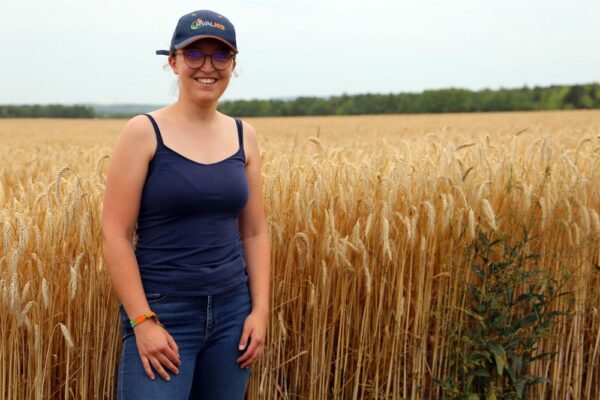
[0,104,95,118]
[1,83,599,118]
[218,83,600,116]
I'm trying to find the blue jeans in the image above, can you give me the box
[117,282,253,399]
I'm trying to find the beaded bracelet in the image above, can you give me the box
[130,311,162,328]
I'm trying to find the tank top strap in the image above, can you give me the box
[234,118,244,151]
[142,113,165,147]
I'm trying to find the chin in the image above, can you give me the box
[190,94,221,107]
[181,89,222,106]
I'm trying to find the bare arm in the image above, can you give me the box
[102,115,155,321]
[238,120,271,317]
[235,120,270,369]
[101,114,180,381]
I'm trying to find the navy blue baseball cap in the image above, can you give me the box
[156,10,238,56]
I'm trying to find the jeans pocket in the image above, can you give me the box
[145,292,168,304]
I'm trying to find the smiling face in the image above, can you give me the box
[168,38,237,107]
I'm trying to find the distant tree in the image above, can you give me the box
[0,104,95,118]
[564,85,586,108]
[4,83,600,118]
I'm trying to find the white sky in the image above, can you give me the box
[1,0,599,104]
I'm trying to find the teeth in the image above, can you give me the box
[197,78,216,84]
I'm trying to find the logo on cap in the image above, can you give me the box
[191,18,226,31]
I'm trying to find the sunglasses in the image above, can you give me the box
[173,49,235,70]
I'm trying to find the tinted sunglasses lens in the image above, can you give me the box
[212,53,232,69]
[183,50,204,67]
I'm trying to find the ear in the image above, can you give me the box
[168,55,179,75]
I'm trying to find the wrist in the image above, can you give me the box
[251,306,269,317]
[130,311,162,328]
[133,318,158,332]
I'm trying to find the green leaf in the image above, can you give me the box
[526,375,551,385]
[514,293,535,304]
[556,290,574,298]
[515,379,526,399]
[506,353,522,383]
[472,368,492,377]
[529,350,557,362]
[470,261,485,280]
[510,352,523,371]
[505,365,516,382]
[488,342,507,375]
[479,231,490,251]
[512,313,539,330]
[545,310,568,319]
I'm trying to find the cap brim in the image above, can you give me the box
[155,50,170,56]
[174,35,238,53]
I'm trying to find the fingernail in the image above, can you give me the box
[239,345,244,350]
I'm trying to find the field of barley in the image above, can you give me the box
[0,110,599,399]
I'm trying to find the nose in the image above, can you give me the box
[200,56,215,73]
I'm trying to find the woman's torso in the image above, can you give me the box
[133,112,250,296]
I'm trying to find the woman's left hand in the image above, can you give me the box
[236,310,268,369]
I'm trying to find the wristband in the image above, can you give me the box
[130,311,162,328]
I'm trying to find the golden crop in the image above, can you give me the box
[1,110,598,399]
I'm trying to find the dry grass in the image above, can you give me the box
[0,110,599,399]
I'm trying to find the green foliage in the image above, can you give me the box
[4,82,599,118]
[216,82,600,117]
[0,104,95,118]
[434,227,574,399]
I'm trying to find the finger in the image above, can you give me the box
[140,355,155,380]
[238,328,250,351]
[149,356,171,381]
[236,344,252,363]
[237,340,258,365]
[157,352,180,375]
[241,335,257,354]
[241,353,256,369]
[241,344,264,368]
[166,334,180,360]
[163,341,181,367]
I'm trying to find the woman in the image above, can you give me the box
[101,9,270,399]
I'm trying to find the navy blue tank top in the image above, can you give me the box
[134,113,249,296]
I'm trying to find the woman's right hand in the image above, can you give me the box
[133,321,181,381]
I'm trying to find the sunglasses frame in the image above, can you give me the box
[172,49,236,70]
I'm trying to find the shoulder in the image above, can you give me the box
[117,114,157,162]
[125,113,159,132]
[238,119,258,148]
[221,112,256,138]
[233,117,260,167]
[240,119,257,141]
[121,114,153,138]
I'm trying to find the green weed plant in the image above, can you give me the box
[435,226,574,399]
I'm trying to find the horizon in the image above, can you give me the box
[2,80,597,107]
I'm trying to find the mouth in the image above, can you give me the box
[194,77,218,86]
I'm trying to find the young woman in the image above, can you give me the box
[101,9,270,399]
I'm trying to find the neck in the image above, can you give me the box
[171,97,220,124]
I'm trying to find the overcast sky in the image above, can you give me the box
[1,0,598,104]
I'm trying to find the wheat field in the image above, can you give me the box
[0,110,599,399]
